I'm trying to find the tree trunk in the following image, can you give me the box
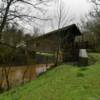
[0,0,14,39]
[4,67,10,90]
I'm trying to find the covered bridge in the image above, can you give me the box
[29,24,87,63]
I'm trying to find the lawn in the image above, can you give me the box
[0,53,100,100]
[36,52,54,57]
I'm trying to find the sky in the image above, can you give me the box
[15,0,92,34]
[64,0,91,19]
[64,0,91,14]
[41,0,92,33]
[0,0,92,34]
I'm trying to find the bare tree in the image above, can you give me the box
[82,0,100,38]
[89,0,100,17]
[0,66,4,91]
[0,0,51,40]
[0,0,51,91]
[33,26,40,38]
[50,0,73,65]
[3,65,10,90]
[79,0,100,51]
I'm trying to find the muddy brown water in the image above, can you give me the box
[0,63,54,90]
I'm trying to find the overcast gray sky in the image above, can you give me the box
[41,0,92,33]
[0,0,92,35]
[22,0,92,34]
[64,0,91,18]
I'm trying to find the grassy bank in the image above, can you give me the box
[0,53,100,100]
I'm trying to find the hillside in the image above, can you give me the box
[0,53,100,100]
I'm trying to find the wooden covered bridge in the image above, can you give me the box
[28,24,88,64]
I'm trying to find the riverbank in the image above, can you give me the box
[0,53,100,100]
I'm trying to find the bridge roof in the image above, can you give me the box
[33,24,81,40]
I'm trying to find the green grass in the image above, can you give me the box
[36,52,54,57]
[0,53,100,100]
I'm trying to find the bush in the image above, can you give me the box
[88,54,97,65]
[12,48,27,65]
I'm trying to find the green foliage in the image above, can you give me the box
[29,51,36,60]
[0,43,26,65]
[88,54,97,65]
[2,25,24,46]
[12,48,27,65]
[0,45,34,65]
[0,44,14,64]
[0,24,35,65]
[0,53,100,100]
